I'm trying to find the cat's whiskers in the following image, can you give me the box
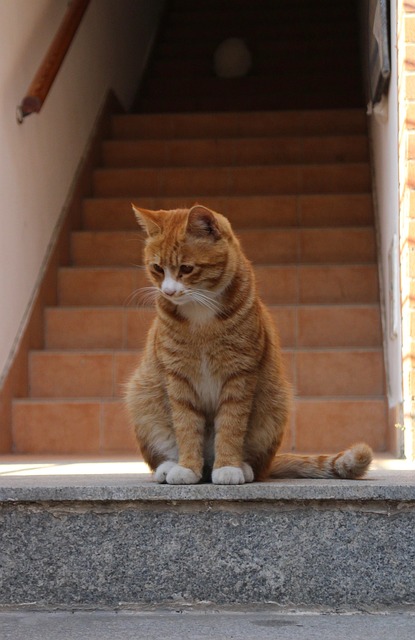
[125,286,159,308]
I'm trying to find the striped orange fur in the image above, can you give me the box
[125,204,373,484]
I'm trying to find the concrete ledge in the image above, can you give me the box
[0,460,414,503]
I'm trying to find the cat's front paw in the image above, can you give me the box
[166,464,201,485]
[154,461,177,484]
[212,466,245,485]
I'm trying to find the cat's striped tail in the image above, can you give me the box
[268,443,373,479]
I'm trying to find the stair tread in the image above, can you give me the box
[102,135,369,168]
[58,263,379,306]
[28,347,386,400]
[83,193,373,231]
[82,194,374,231]
[44,304,383,353]
[12,395,388,454]
[92,163,371,198]
[71,227,377,267]
[111,109,367,139]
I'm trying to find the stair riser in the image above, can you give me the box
[59,268,149,307]
[102,136,368,168]
[12,400,134,455]
[1,497,410,607]
[29,351,141,399]
[44,307,382,350]
[71,229,377,267]
[93,164,371,198]
[12,398,387,455]
[83,194,374,231]
[29,350,384,399]
[58,265,379,307]
[111,110,367,140]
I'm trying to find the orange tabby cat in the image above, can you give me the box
[125,204,373,484]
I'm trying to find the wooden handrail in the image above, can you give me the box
[17,0,90,122]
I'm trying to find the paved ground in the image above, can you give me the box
[1,608,414,640]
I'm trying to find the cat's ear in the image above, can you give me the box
[187,205,221,240]
[132,204,161,236]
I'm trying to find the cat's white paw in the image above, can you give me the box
[212,466,245,485]
[154,461,177,484]
[241,462,254,483]
[166,464,201,485]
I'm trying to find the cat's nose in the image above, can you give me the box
[163,287,176,297]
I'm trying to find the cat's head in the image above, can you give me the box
[132,204,240,308]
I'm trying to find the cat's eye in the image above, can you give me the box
[152,263,164,274]
[179,265,194,275]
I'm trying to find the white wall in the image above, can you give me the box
[0,0,163,384]
[368,0,402,409]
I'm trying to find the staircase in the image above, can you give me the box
[11,108,388,455]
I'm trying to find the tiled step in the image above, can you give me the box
[29,350,140,399]
[12,398,134,455]
[92,163,371,198]
[82,194,374,231]
[44,307,155,350]
[111,110,367,140]
[12,396,388,455]
[70,228,377,267]
[58,265,379,307]
[44,306,382,351]
[294,349,385,396]
[102,135,368,168]
[29,349,385,400]
[293,398,388,452]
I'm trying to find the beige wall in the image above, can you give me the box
[0,0,163,384]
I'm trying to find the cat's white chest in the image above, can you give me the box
[196,355,221,413]
[180,301,217,324]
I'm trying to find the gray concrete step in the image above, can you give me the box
[0,459,414,611]
[1,608,415,640]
